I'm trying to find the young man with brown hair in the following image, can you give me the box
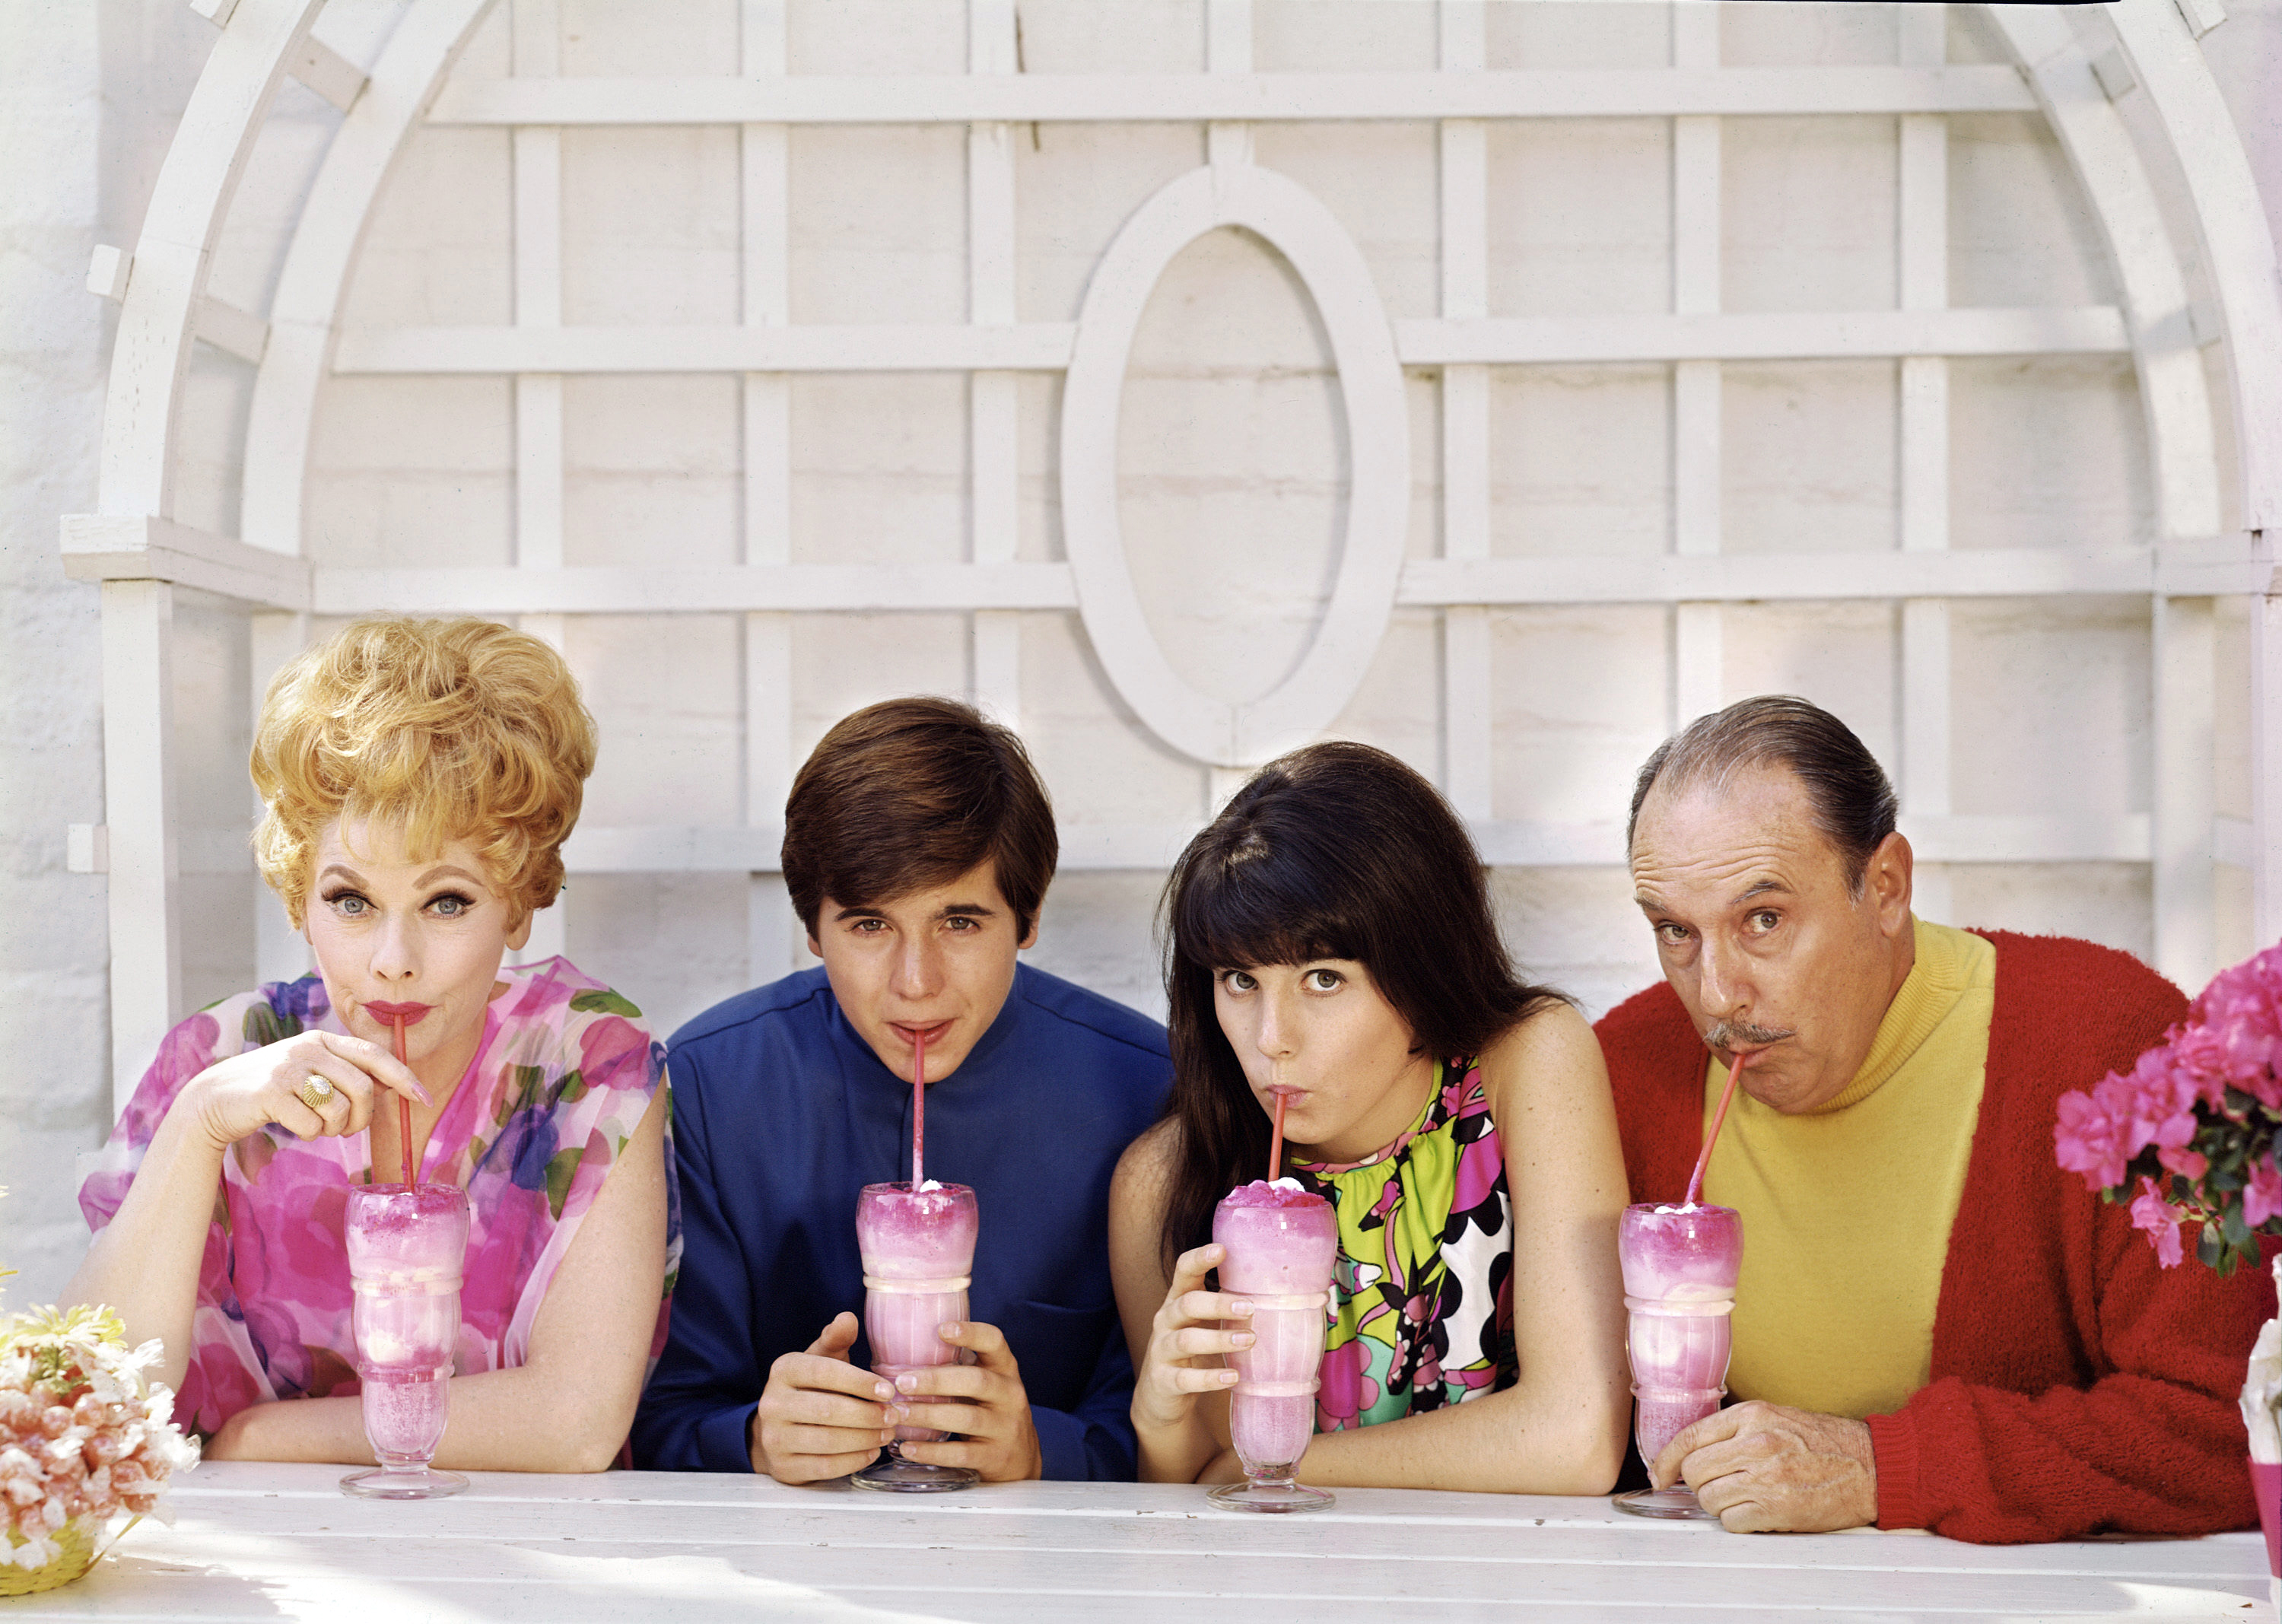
[631,698,1171,1483]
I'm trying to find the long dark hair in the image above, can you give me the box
[1154,741,1565,1271]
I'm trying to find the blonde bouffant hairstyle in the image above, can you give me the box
[251,618,596,929]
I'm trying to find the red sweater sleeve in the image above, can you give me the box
[1867,932,2274,1542]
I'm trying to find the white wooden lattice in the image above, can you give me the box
[62,0,2282,1112]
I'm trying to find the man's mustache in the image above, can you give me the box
[1702,1019,1795,1050]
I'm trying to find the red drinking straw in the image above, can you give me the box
[1682,1047,1753,1208]
[1267,1092,1287,1184]
[392,1016,415,1189]
[911,1029,926,1190]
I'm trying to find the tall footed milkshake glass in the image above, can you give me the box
[853,1181,980,1493]
[1209,1181,1338,1513]
[341,1182,471,1499]
[1612,1201,1742,1520]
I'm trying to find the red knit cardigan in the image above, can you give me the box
[1596,930,2273,1543]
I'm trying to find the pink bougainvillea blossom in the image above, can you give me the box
[2247,1157,2282,1231]
[2128,1177,2186,1270]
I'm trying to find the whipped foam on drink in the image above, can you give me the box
[1220,1177,1321,1209]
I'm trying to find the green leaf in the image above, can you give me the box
[569,989,642,1019]
[557,1068,587,1105]
[243,1001,304,1049]
[543,1146,584,1222]
[2198,1223,2226,1270]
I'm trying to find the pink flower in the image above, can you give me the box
[2129,1176,2185,1269]
[2055,1088,2129,1192]
[2246,1156,2282,1230]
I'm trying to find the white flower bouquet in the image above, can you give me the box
[0,1304,199,1594]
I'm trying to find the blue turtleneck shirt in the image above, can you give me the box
[630,962,1170,1480]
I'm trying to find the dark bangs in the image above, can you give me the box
[1168,830,1362,978]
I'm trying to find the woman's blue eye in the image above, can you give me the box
[430,895,469,917]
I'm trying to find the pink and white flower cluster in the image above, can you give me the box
[0,1306,197,1572]
[2054,940,2282,1273]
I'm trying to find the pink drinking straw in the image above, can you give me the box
[1682,1047,1753,1208]
[911,1029,926,1190]
[1267,1092,1287,1184]
[392,1017,415,1189]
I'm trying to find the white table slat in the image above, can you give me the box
[4,1464,2266,1622]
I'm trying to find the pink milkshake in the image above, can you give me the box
[1209,1179,1337,1513]
[1612,1200,1742,1520]
[340,1181,470,1500]
[852,1181,980,1492]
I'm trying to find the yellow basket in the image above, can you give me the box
[0,1518,103,1596]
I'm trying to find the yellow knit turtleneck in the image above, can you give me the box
[1702,918,1995,1419]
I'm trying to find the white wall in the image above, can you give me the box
[4,0,2279,1305]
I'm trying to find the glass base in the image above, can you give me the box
[340,1464,468,1501]
[850,1451,979,1494]
[1209,1476,1335,1514]
[1613,1486,1718,1521]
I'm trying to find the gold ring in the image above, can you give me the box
[295,1075,335,1112]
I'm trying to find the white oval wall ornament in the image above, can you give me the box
[1058,163,1412,769]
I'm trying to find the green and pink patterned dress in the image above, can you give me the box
[1291,1057,1514,1432]
[78,957,679,1442]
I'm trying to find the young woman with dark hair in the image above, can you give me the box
[1107,742,1632,1492]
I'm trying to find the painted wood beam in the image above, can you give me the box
[424,65,2039,126]
[332,306,2131,377]
[60,514,313,610]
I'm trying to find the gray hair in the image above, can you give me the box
[1627,696,1899,894]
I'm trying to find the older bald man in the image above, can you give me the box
[1596,695,2270,1543]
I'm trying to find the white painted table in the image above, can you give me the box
[7,1463,2269,1622]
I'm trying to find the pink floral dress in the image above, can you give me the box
[78,957,680,1441]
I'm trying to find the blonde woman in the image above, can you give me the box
[68,619,676,1471]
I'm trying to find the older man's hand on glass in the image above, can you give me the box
[1651,1400,1877,1533]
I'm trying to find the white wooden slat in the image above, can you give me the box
[288,30,368,113]
[552,812,2165,876]
[249,610,313,986]
[1991,9,2220,543]
[423,65,2044,127]
[103,0,326,519]
[1440,607,1492,822]
[514,611,569,968]
[240,0,500,559]
[1672,602,1723,728]
[1438,0,1490,825]
[101,582,181,1116]
[335,322,1079,373]
[1206,0,1254,171]
[2255,561,2282,944]
[2154,595,2219,989]
[512,0,564,578]
[2104,0,2282,534]
[1400,548,2166,606]
[91,250,275,363]
[2216,813,2256,869]
[1897,8,1953,926]
[331,306,2137,377]
[969,0,1022,732]
[1670,5,1721,733]
[744,0,801,984]
[299,546,2228,620]
[1397,306,2131,367]
[61,513,313,609]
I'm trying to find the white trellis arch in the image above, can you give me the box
[63,0,2282,1112]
